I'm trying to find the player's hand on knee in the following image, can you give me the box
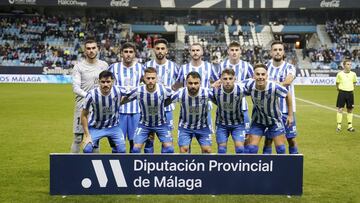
[82,133,93,145]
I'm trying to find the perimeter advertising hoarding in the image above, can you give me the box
[1,0,358,9]
[50,154,303,195]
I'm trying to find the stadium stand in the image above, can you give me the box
[0,7,359,70]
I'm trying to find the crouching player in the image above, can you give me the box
[243,64,293,154]
[212,69,247,153]
[122,67,174,153]
[168,71,214,153]
[81,70,126,153]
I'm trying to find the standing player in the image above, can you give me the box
[143,38,179,153]
[263,41,298,154]
[122,67,174,153]
[81,71,126,153]
[218,41,254,135]
[175,43,219,133]
[212,69,247,153]
[336,58,357,132]
[108,42,143,152]
[243,64,293,154]
[71,39,108,153]
[169,72,214,153]
[176,43,219,89]
[219,41,254,82]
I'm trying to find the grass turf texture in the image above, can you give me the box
[0,84,359,203]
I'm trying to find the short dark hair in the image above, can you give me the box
[271,41,284,48]
[186,71,201,81]
[144,67,157,74]
[221,68,235,76]
[121,42,137,52]
[254,63,268,71]
[84,38,97,47]
[99,70,114,80]
[154,38,168,47]
[228,41,241,48]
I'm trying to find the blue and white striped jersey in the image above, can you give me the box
[218,59,254,81]
[170,87,214,130]
[83,86,123,129]
[176,61,218,110]
[144,59,179,112]
[219,59,253,111]
[212,83,246,126]
[176,61,219,88]
[126,84,173,127]
[243,79,288,126]
[108,62,144,114]
[266,60,296,113]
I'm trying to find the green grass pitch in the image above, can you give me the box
[0,84,359,203]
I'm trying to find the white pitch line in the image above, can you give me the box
[296,97,360,118]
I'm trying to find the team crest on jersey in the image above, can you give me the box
[255,98,263,107]
[148,106,158,114]
[189,106,200,114]
[223,102,233,110]
[234,96,241,102]
[124,78,133,86]
[102,106,113,114]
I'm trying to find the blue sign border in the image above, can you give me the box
[50,154,303,195]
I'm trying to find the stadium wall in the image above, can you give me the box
[1,67,359,84]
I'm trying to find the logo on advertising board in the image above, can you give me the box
[8,0,36,5]
[42,67,72,75]
[320,0,340,8]
[58,0,87,6]
[0,74,72,83]
[81,160,127,189]
[110,0,130,7]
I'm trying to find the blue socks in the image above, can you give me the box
[144,139,154,153]
[235,146,245,154]
[245,145,259,154]
[218,146,227,154]
[131,147,141,153]
[289,146,299,154]
[263,146,272,154]
[161,145,174,153]
[83,143,93,153]
[111,144,126,153]
[275,145,286,154]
